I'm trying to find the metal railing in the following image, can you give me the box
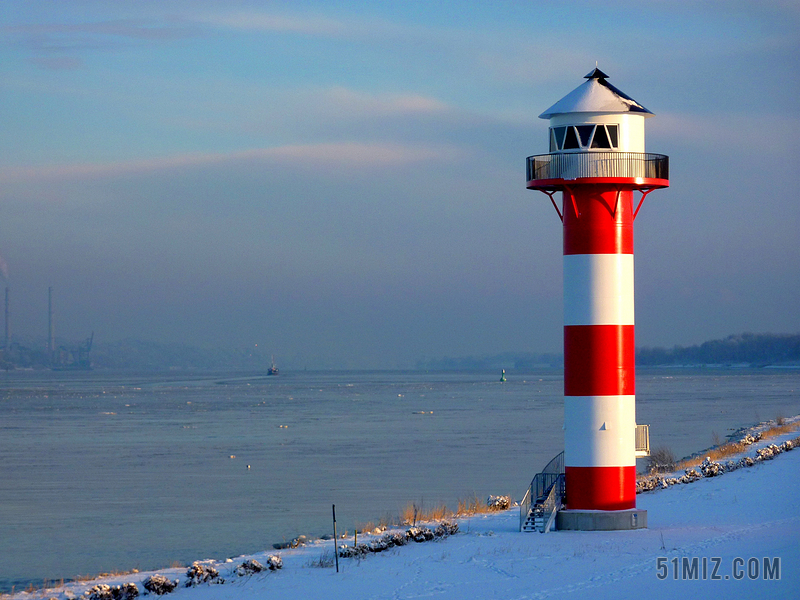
[529,450,564,501]
[527,152,669,182]
[520,451,566,532]
[635,423,650,457]
[519,487,531,532]
[538,474,565,533]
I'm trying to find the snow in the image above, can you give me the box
[539,75,652,119]
[7,428,799,600]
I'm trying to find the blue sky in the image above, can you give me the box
[1,1,798,368]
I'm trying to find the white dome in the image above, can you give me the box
[539,68,653,119]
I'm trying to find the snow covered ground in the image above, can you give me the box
[6,426,799,600]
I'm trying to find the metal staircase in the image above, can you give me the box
[520,451,565,533]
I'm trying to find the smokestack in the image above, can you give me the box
[4,287,8,349]
[48,286,54,355]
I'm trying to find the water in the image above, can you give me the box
[0,367,798,592]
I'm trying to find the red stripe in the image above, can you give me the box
[528,177,669,189]
[563,187,633,255]
[565,466,637,510]
[564,325,635,396]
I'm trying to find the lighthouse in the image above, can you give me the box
[527,68,668,530]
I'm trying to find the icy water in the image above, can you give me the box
[0,368,798,592]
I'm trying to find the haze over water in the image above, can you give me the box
[1,367,798,592]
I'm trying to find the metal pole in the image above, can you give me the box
[4,287,9,350]
[332,504,339,573]
[48,287,54,358]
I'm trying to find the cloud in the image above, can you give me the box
[0,142,465,185]
[26,55,83,70]
[3,17,203,68]
[650,112,798,151]
[5,18,200,43]
[322,87,449,116]
[199,11,348,36]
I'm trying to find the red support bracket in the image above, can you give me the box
[563,183,579,220]
[633,188,656,221]
[540,189,563,222]
[612,188,621,218]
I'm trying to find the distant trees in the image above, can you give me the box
[419,333,800,371]
[636,333,800,366]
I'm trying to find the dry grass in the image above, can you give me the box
[305,550,335,569]
[676,419,799,470]
[358,521,377,534]
[73,568,141,583]
[647,446,677,473]
[456,494,493,516]
[397,494,503,526]
[759,421,799,440]
[399,502,450,525]
[358,513,393,534]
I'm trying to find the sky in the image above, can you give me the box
[1,1,798,368]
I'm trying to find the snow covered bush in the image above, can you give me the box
[338,543,370,559]
[266,555,283,570]
[756,444,782,461]
[434,521,459,538]
[681,468,701,483]
[142,575,179,595]
[782,439,794,451]
[740,456,755,467]
[700,457,723,477]
[370,537,393,552]
[487,495,511,511]
[386,532,408,546]
[647,447,677,473]
[84,584,114,600]
[112,584,139,600]
[185,563,223,586]
[235,559,265,576]
[406,526,435,543]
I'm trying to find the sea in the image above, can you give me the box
[1,367,798,592]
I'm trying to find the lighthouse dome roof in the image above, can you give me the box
[539,68,653,119]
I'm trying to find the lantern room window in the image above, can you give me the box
[549,124,619,151]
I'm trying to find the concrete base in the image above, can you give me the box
[556,509,647,531]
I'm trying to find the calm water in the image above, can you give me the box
[0,368,798,591]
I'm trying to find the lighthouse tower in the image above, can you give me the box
[527,68,668,530]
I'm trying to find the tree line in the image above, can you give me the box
[635,333,800,366]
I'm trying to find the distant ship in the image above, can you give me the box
[268,356,279,376]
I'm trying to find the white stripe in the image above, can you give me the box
[563,254,634,326]
[564,396,636,467]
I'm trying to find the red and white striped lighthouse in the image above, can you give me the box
[527,68,668,528]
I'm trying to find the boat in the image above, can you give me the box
[268,356,279,376]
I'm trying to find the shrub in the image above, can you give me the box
[235,559,265,576]
[647,447,676,473]
[185,563,222,587]
[487,495,511,511]
[142,575,178,596]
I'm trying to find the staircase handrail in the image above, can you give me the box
[519,487,531,532]
[538,473,565,532]
[520,451,566,532]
